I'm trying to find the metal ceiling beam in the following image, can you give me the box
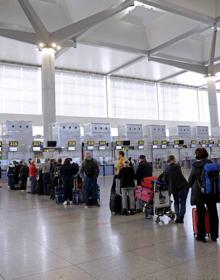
[79,38,147,55]
[106,55,145,75]
[0,29,38,44]
[18,0,49,42]
[149,56,208,74]
[156,70,187,82]
[137,0,215,24]
[50,0,134,44]
[148,25,211,56]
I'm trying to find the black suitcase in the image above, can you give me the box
[110,192,122,215]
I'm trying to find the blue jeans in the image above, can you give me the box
[173,188,189,219]
[83,176,98,206]
[30,176,37,194]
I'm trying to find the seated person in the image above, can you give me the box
[118,160,135,215]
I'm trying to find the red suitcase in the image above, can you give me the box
[192,208,210,236]
[141,176,157,189]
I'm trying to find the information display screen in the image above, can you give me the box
[87,146,94,151]
[9,147,18,152]
[68,146,76,151]
[116,145,122,150]
[68,141,76,147]
[153,145,158,149]
[99,146,106,150]
[33,147,41,152]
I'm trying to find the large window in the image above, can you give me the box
[0,64,41,115]
[158,84,199,121]
[108,77,158,119]
[198,90,210,122]
[56,71,107,118]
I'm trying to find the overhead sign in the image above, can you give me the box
[87,141,95,146]
[99,141,106,146]
[68,140,76,147]
[32,141,42,147]
[9,141,18,147]
[138,140,144,145]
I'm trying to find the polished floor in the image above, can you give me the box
[0,176,220,280]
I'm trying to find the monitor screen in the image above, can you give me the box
[33,147,41,152]
[191,144,196,148]
[162,145,167,149]
[138,145,144,150]
[87,146,94,151]
[123,140,130,146]
[174,145,179,149]
[0,147,1,152]
[9,147,18,152]
[99,146,106,150]
[153,145,158,149]
[47,141,56,147]
[116,145,122,150]
[202,144,206,148]
[68,146,76,151]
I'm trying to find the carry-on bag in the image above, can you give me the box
[141,176,157,189]
[55,186,64,204]
[192,207,210,236]
[110,192,122,214]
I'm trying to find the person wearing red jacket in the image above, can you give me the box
[29,160,38,194]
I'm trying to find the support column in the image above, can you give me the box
[207,76,219,128]
[41,48,56,144]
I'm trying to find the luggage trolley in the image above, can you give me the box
[151,180,175,223]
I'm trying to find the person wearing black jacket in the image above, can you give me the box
[188,148,219,242]
[19,161,29,190]
[118,160,135,215]
[135,155,152,185]
[163,155,189,223]
[60,158,77,206]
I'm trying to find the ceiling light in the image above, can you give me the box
[39,42,45,48]
[51,43,57,48]
[56,45,61,51]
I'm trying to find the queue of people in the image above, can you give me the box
[115,148,219,243]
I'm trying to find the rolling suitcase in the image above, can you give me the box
[110,192,122,214]
[192,208,210,236]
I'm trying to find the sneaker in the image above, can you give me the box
[84,205,89,209]
[63,201,68,206]
[130,209,136,215]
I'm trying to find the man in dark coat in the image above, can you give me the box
[135,155,152,185]
[188,148,219,242]
[163,155,189,223]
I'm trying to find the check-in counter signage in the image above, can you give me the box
[87,141,95,151]
[68,141,76,151]
[138,140,144,150]
[9,141,18,152]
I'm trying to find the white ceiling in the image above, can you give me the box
[0,0,220,87]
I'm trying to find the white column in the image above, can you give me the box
[41,48,56,144]
[207,76,219,128]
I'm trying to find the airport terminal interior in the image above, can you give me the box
[1,0,220,279]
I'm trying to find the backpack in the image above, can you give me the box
[198,163,220,196]
[84,159,98,178]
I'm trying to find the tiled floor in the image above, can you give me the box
[0,175,220,280]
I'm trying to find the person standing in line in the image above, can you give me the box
[163,155,189,223]
[29,160,38,194]
[188,148,219,243]
[41,159,51,195]
[118,160,136,215]
[19,161,29,191]
[7,163,15,191]
[81,152,99,208]
[135,155,153,185]
[60,158,76,205]
[116,151,126,175]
